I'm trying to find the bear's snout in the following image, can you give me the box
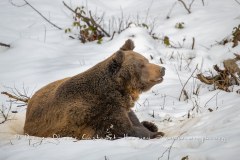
[160,67,165,76]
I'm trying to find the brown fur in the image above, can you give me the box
[24,39,165,139]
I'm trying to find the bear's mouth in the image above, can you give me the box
[150,77,164,83]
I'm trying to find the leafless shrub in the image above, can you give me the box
[0,102,12,124]
[0,85,31,124]
[1,85,31,107]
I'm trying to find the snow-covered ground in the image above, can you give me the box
[0,0,240,159]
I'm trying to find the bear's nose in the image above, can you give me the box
[161,67,165,76]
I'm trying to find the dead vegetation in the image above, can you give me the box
[215,25,240,48]
[232,25,240,48]
[197,54,240,92]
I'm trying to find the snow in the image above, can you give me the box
[0,0,240,159]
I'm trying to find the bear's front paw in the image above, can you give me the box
[141,121,158,132]
[152,132,165,139]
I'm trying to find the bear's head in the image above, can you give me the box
[108,39,165,101]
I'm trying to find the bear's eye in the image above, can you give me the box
[140,64,145,68]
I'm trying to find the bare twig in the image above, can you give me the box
[178,0,195,14]
[175,65,184,87]
[110,31,116,41]
[191,37,195,50]
[1,85,31,106]
[161,94,166,110]
[9,0,27,7]
[1,91,29,103]
[23,0,62,30]
[235,0,240,5]
[44,25,46,43]
[167,139,175,160]
[158,138,176,160]
[179,65,198,101]
[203,91,220,108]
[89,11,110,37]
[118,7,124,33]
[0,42,10,48]
[189,0,196,10]
[145,0,154,23]
[166,2,177,19]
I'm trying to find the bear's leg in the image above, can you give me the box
[127,110,164,138]
[128,110,158,132]
[128,110,142,127]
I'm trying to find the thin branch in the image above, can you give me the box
[145,0,154,23]
[158,139,176,160]
[174,65,184,87]
[23,0,62,30]
[189,0,196,10]
[118,7,124,34]
[235,0,240,5]
[166,2,177,19]
[110,31,116,41]
[89,11,110,37]
[191,37,195,50]
[167,139,175,160]
[1,91,29,103]
[9,0,27,7]
[0,42,10,48]
[178,0,194,14]
[179,65,198,101]
[204,91,220,108]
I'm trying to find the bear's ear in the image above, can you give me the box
[120,39,135,51]
[109,50,125,74]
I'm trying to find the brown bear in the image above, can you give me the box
[24,39,165,139]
